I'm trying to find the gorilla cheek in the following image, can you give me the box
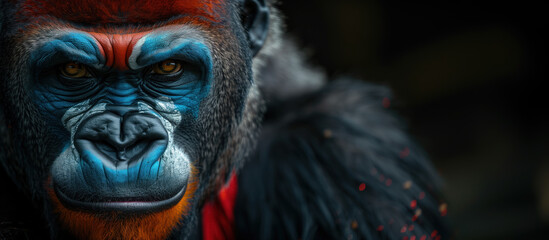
[50,100,193,214]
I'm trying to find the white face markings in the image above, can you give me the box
[62,100,106,145]
[137,100,190,178]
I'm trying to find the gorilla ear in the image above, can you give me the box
[239,0,269,56]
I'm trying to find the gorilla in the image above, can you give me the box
[0,0,451,239]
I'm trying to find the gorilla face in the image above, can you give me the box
[28,27,214,214]
[29,27,215,213]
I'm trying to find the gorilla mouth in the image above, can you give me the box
[53,184,187,213]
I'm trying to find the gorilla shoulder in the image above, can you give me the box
[234,38,451,239]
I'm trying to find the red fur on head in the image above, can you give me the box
[17,0,226,24]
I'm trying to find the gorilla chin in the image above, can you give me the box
[47,174,198,240]
[52,180,188,213]
[50,100,193,214]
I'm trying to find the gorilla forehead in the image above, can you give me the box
[25,25,212,72]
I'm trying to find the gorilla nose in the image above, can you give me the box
[73,108,169,168]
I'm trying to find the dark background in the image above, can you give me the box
[279,0,547,239]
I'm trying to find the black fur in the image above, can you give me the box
[235,80,451,239]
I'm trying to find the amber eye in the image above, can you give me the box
[59,62,91,78]
[152,60,183,75]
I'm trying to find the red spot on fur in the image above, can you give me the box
[382,97,391,108]
[17,0,226,24]
[410,236,416,240]
[420,235,427,240]
[410,200,417,209]
[359,183,366,191]
[47,167,199,240]
[202,174,238,240]
[408,224,415,231]
[377,225,384,231]
[400,147,410,158]
[89,32,149,70]
[401,225,407,233]
[431,230,438,238]
[385,178,392,186]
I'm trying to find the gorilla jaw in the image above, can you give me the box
[48,169,198,240]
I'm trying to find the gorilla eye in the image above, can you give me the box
[152,60,183,75]
[59,62,91,78]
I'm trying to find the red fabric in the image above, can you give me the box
[202,174,238,240]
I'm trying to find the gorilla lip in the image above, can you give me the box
[53,184,188,214]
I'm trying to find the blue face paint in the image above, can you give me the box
[80,149,109,186]
[30,32,103,73]
[31,31,213,119]
[80,144,165,186]
[107,81,139,105]
[30,32,103,120]
[134,33,214,117]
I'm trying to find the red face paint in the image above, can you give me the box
[88,32,149,70]
[17,0,226,24]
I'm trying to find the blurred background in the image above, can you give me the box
[279,0,547,239]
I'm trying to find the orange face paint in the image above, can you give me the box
[47,167,199,240]
[88,32,149,71]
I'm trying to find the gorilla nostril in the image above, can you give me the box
[93,139,153,163]
[117,149,129,162]
[95,141,118,160]
[116,140,150,162]
[74,111,169,168]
